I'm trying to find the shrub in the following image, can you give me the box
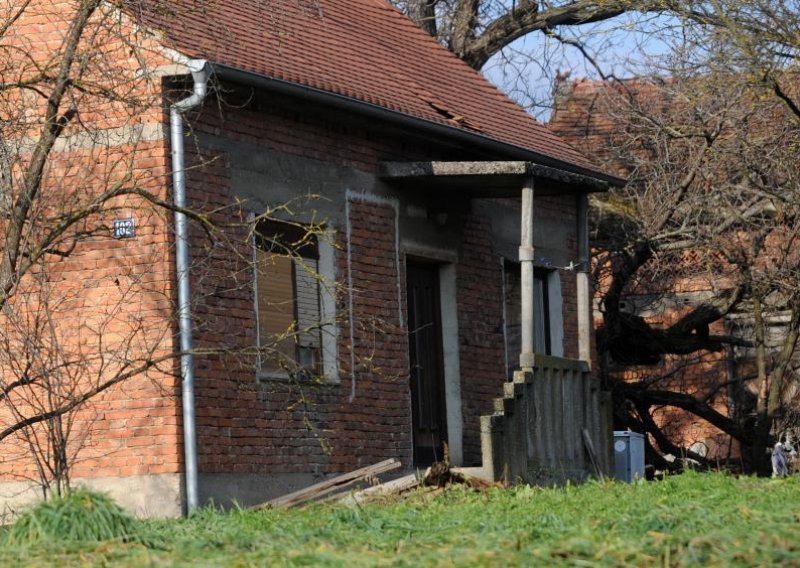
[4,488,139,546]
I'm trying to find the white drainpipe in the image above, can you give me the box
[169,59,209,515]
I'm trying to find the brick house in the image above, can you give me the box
[0,0,621,517]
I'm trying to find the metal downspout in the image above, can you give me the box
[170,59,209,515]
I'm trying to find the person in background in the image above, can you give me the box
[772,442,789,477]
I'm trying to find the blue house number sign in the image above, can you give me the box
[112,217,136,239]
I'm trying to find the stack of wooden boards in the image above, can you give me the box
[251,458,498,510]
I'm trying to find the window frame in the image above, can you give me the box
[252,218,338,383]
[533,267,552,356]
[502,260,565,379]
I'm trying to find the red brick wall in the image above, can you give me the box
[457,213,507,465]
[183,91,423,474]
[1,1,585,492]
[334,198,412,469]
[0,1,182,483]
[180,86,587,475]
[186,172,414,473]
[187,86,475,173]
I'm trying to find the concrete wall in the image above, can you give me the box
[480,358,613,486]
[0,474,182,523]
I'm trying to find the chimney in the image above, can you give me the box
[552,70,574,114]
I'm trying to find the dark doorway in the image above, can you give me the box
[406,261,448,467]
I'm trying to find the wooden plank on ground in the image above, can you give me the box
[252,458,402,510]
[336,473,420,505]
[582,429,605,481]
[450,467,492,482]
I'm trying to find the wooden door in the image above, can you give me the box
[406,262,447,466]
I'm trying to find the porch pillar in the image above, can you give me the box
[519,175,535,371]
[576,192,592,364]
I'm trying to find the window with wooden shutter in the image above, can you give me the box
[254,220,322,377]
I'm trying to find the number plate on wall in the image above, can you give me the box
[112,217,136,239]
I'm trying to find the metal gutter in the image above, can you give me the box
[170,59,210,516]
[211,64,626,188]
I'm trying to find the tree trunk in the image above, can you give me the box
[407,0,437,37]
[750,295,771,475]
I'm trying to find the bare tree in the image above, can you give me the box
[396,1,800,118]
[550,19,800,472]
[397,1,663,69]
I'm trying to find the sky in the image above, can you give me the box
[481,12,680,120]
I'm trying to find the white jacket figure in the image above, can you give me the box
[772,442,789,477]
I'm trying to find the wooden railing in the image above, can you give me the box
[479,355,612,485]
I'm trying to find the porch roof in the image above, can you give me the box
[377,161,617,198]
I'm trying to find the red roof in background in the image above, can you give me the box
[549,77,669,179]
[549,79,629,176]
[139,0,614,181]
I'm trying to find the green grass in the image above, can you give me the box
[2,472,799,566]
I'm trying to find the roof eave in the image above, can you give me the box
[210,63,626,189]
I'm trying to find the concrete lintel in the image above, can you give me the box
[529,164,609,192]
[379,161,529,178]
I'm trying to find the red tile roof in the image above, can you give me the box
[140,0,614,181]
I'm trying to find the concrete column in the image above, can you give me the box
[520,175,535,371]
[576,192,592,364]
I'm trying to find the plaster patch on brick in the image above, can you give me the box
[345,197,357,401]
[145,63,192,78]
[160,46,196,68]
[10,123,165,155]
[319,230,340,382]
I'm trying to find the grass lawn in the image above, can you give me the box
[2,472,800,566]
